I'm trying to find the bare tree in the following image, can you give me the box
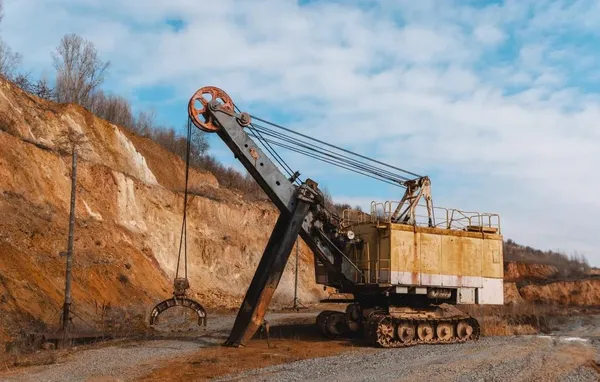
[189,125,209,167]
[32,77,55,101]
[52,33,110,108]
[0,41,21,80]
[56,127,89,156]
[133,109,156,136]
[13,72,56,100]
[89,90,134,129]
[0,1,22,80]
[13,72,31,92]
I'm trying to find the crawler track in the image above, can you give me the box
[364,313,480,348]
[316,308,480,348]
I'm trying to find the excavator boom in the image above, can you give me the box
[188,87,352,346]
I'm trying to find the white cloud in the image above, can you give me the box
[474,25,506,45]
[2,0,600,263]
[519,44,546,68]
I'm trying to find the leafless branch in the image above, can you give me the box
[52,33,110,108]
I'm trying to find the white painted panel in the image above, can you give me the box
[478,278,504,305]
[461,275,483,288]
[458,288,476,304]
[441,275,483,288]
[391,271,417,285]
[390,272,491,294]
[441,274,459,287]
[420,273,443,286]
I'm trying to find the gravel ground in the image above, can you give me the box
[2,313,599,382]
[1,339,211,382]
[0,312,314,382]
[215,336,600,382]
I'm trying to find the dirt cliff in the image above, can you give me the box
[504,261,558,283]
[503,262,600,307]
[0,78,325,342]
[503,282,523,305]
[518,279,600,306]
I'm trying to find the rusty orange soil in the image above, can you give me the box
[139,324,368,381]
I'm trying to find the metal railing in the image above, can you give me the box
[341,208,371,228]
[342,201,501,233]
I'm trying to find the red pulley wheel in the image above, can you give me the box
[188,86,234,132]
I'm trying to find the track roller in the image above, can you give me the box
[417,322,434,342]
[345,303,362,333]
[396,321,416,343]
[436,322,454,342]
[457,320,474,340]
[316,310,347,339]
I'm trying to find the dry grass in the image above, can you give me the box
[460,302,567,336]
[480,315,538,336]
[0,350,57,371]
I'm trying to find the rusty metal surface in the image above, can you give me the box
[238,112,251,126]
[224,199,311,347]
[389,222,503,239]
[188,86,234,132]
[390,176,433,226]
[149,297,207,326]
[172,277,190,297]
[364,309,480,348]
[349,222,503,282]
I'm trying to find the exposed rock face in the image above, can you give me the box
[519,280,600,306]
[503,282,523,305]
[0,79,325,342]
[588,268,600,276]
[503,262,600,307]
[504,261,558,283]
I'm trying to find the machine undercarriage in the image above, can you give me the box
[317,303,479,348]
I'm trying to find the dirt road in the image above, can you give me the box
[216,336,598,382]
[1,312,599,381]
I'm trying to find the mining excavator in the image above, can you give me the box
[179,86,503,348]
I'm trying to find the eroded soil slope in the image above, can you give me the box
[0,78,325,342]
[504,261,600,306]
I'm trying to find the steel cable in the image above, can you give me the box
[216,106,423,190]
[247,132,404,187]
[175,118,192,281]
[250,123,411,185]
[250,114,422,179]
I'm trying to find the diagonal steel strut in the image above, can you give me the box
[187,93,352,346]
[225,198,311,347]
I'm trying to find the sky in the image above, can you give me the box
[2,0,600,264]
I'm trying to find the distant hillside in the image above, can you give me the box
[503,239,590,278]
